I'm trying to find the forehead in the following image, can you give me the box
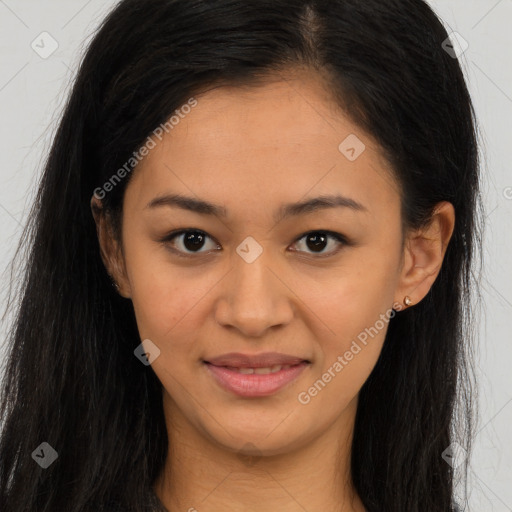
[127,75,401,225]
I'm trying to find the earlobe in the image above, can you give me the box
[394,201,455,308]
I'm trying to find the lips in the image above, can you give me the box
[204,352,309,369]
[203,352,311,397]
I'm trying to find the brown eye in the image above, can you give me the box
[162,229,220,257]
[290,231,347,257]
[161,228,348,259]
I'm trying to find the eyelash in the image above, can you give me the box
[160,228,349,259]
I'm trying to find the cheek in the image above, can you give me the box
[296,277,394,411]
[123,241,214,341]
[130,272,214,344]
[312,262,395,332]
[303,250,398,376]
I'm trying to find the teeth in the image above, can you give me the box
[227,364,293,374]
[254,366,277,375]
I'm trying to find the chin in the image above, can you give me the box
[203,418,309,458]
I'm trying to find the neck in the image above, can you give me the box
[154,392,366,512]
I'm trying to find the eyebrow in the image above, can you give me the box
[146,193,368,223]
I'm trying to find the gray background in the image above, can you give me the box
[0,1,510,509]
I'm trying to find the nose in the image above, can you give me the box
[214,247,294,338]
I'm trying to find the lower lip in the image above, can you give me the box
[204,362,309,397]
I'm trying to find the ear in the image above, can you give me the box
[393,201,455,309]
[90,195,132,298]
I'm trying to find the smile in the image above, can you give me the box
[203,361,310,397]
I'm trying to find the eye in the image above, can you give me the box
[290,230,348,257]
[161,229,348,259]
[161,229,220,257]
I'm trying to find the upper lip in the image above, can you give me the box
[204,352,310,368]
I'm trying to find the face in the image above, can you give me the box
[97,72,448,458]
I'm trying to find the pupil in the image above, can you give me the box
[307,233,327,252]
[181,232,328,253]
[184,231,205,251]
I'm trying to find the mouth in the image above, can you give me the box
[206,363,303,374]
[202,353,311,397]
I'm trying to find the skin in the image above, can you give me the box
[91,70,455,512]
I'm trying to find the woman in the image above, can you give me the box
[0,0,482,511]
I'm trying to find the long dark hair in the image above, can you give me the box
[0,0,483,511]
